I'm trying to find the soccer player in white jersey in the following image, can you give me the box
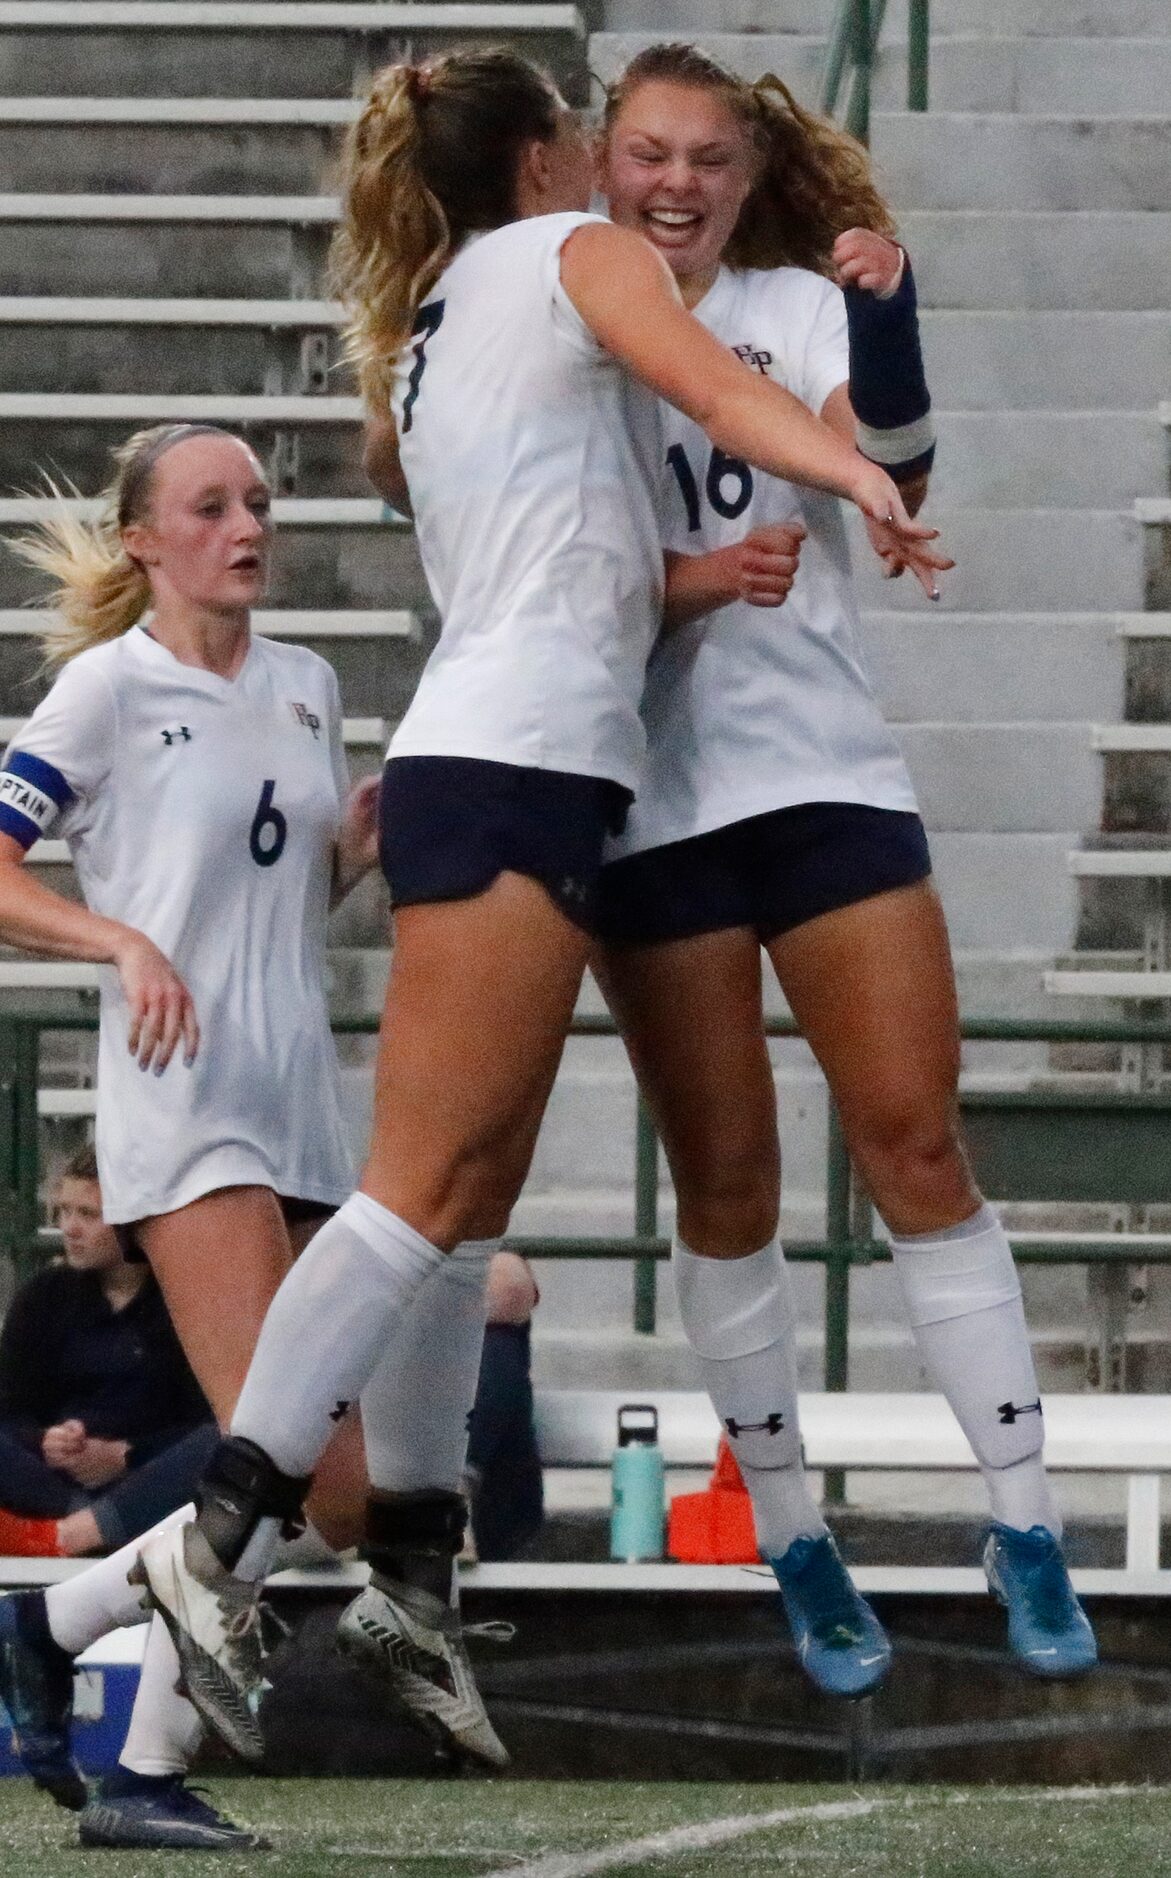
[0,423,401,1849]
[131,47,948,1763]
[593,44,1095,1689]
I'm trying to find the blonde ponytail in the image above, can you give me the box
[7,423,230,668]
[329,64,451,408]
[330,48,561,409]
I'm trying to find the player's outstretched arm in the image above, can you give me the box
[0,835,199,1069]
[559,222,930,550]
[662,521,807,632]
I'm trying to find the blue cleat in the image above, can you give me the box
[984,1522,1098,1680]
[769,1532,891,1698]
[0,1590,86,1810]
[79,1771,271,1850]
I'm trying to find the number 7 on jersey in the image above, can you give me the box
[401,300,446,434]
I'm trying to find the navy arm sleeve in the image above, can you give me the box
[844,253,936,484]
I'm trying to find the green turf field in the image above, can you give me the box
[3,1779,1171,1877]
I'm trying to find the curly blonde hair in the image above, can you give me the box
[603,43,895,278]
[330,46,561,407]
[8,423,232,667]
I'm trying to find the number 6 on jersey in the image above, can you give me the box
[249,780,287,867]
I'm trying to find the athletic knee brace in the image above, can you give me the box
[195,1437,313,1571]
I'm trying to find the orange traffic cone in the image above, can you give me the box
[667,1435,760,1564]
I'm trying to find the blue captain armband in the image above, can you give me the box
[844,252,936,485]
[0,749,74,850]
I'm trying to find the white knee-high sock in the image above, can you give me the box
[361,1238,495,1493]
[890,1202,1060,1536]
[231,1193,445,1481]
[673,1236,825,1558]
[118,1617,203,1779]
[44,1503,192,1656]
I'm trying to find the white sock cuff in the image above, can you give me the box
[891,1207,1021,1329]
[673,1236,791,1360]
[345,1192,444,1279]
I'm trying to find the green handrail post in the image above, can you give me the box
[633,1096,659,1335]
[845,0,872,144]
[908,0,930,110]
[823,1102,854,1505]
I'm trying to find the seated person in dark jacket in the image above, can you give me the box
[0,1146,215,1558]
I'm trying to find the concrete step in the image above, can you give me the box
[929,832,1078,952]
[604,0,1171,31]
[862,611,1124,725]
[918,312,1171,412]
[849,508,1144,613]
[0,298,346,396]
[872,112,1171,212]
[899,211,1171,311]
[0,5,587,100]
[926,410,1167,511]
[895,721,1101,834]
[590,34,1171,115]
[0,203,332,296]
[0,110,349,197]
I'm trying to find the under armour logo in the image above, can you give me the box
[291,702,322,739]
[161,726,192,746]
[560,877,588,904]
[997,1399,1043,1425]
[724,1413,786,1439]
[328,1400,351,1423]
[732,342,774,376]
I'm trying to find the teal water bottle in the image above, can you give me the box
[610,1403,665,1561]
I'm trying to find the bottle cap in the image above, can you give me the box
[617,1403,659,1448]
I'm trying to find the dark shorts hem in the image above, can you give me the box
[115,1192,337,1262]
[596,801,932,948]
[379,755,632,936]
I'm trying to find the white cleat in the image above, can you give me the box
[336,1578,510,1768]
[133,1523,266,1763]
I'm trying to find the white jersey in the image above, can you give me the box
[0,628,354,1222]
[388,212,664,794]
[608,264,918,861]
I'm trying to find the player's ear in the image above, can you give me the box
[516,133,553,203]
[120,523,157,568]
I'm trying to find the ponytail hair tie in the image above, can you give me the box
[407,64,433,103]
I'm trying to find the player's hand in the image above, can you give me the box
[848,462,950,600]
[833,227,904,296]
[728,521,806,608]
[65,1436,130,1490]
[333,774,381,903]
[864,511,955,602]
[113,929,200,1072]
[42,1419,87,1468]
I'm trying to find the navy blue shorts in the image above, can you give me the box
[595,801,932,947]
[379,756,632,934]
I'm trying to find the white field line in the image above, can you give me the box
[482,1785,1150,1878]
[476,1799,886,1878]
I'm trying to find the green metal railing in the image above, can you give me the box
[821,0,931,143]
[6,1007,1171,1395]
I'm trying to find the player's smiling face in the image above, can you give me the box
[123,434,273,614]
[602,80,758,294]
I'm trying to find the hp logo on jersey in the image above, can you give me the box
[732,343,774,376]
[290,703,322,739]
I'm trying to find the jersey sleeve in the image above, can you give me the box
[797,277,850,418]
[547,212,612,358]
[0,654,116,851]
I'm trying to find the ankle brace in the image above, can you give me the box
[364,1490,466,1597]
[195,1437,313,1571]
